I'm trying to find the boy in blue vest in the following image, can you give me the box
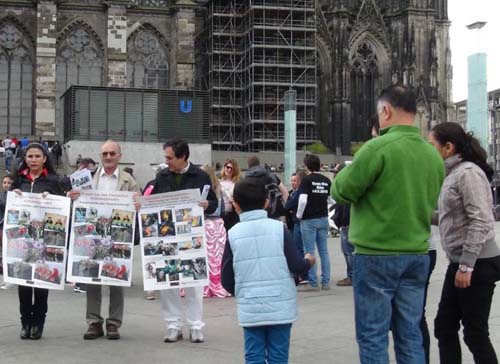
[221,178,315,363]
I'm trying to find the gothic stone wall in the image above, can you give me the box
[0,0,202,140]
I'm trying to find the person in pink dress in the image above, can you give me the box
[201,164,230,298]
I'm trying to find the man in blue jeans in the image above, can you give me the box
[299,154,332,291]
[331,85,445,363]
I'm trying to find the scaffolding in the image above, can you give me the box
[209,0,317,151]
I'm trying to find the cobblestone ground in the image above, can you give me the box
[1,228,499,364]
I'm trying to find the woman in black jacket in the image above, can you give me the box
[11,143,64,340]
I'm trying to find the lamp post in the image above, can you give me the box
[284,89,297,187]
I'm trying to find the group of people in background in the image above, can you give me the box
[0,84,499,363]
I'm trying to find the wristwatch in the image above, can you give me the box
[458,264,474,273]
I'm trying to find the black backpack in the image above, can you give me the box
[246,166,286,219]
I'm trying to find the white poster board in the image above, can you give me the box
[138,189,208,291]
[2,191,71,290]
[67,190,136,287]
[70,169,93,191]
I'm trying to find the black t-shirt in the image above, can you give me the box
[301,173,331,220]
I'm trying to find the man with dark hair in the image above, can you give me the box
[297,154,332,290]
[245,155,288,219]
[221,177,314,363]
[151,138,217,344]
[331,84,444,363]
[163,138,190,161]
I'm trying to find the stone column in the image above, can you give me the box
[35,0,58,136]
[175,0,197,90]
[106,1,128,87]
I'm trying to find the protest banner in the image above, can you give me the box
[67,190,136,287]
[139,189,208,290]
[2,191,71,289]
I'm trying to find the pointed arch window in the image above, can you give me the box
[0,22,34,135]
[127,29,169,89]
[350,41,380,142]
[56,26,103,91]
[55,25,103,138]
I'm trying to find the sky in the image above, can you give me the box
[449,1,500,102]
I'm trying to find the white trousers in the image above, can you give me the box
[159,286,204,330]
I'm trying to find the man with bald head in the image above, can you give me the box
[71,140,139,340]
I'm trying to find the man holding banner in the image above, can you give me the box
[151,138,216,343]
[69,140,139,341]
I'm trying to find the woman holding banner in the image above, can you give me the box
[11,143,64,340]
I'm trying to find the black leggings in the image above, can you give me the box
[18,285,49,326]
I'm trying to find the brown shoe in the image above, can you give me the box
[336,278,352,287]
[106,324,120,340]
[83,323,104,340]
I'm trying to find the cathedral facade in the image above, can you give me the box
[0,0,452,154]
[317,0,453,154]
[0,0,205,140]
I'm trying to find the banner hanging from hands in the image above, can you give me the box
[2,191,71,289]
[138,189,208,291]
[67,190,136,287]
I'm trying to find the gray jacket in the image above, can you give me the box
[438,154,500,267]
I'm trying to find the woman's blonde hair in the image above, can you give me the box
[219,159,241,183]
[201,164,221,199]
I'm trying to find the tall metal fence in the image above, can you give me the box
[62,86,210,143]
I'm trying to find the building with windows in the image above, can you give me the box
[0,0,453,154]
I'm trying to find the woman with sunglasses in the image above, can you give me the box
[429,122,500,363]
[10,143,64,340]
[219,159,241,231]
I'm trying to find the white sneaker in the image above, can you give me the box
[164,328,183,343]
[190,328,204,343]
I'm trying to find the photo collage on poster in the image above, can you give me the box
[140,194,208,291]
[2,192,70,289]
[67,191,136,286]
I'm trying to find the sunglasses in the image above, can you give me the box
[225,165,233,170]
[102,151,118,157]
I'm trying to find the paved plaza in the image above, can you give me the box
[1,227,499,364]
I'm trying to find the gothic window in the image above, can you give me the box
[127,29,169,89]
[56,24,103,138]
[56,26,103,92]
[0,22,34,135]
[350,41,380,142]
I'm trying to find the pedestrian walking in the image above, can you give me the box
[430,122,500,364]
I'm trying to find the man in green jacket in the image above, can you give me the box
[331,85,445,364]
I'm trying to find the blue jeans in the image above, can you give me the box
[340,227,355,279]
[293,224,304,257]
[301,217,330,286]
[243,324,292,364]
[353,254,429,364]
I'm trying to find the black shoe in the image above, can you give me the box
[20,325,31,340]
[30,325,43,340]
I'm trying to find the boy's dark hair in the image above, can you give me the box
[304,154,321,172]
[163,138,190,161]
[378,85,417,115]
[247,155,260,169]
[233,178,267,212]
[3,174,13,181]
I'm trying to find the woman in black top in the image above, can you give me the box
[10,143,64,340]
